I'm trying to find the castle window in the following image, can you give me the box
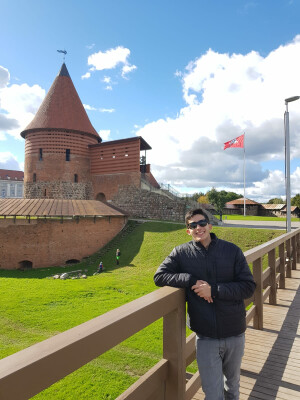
[33,173,36,182]
[39,148,43,161]
[66,149,70,161]
[44,189,47,197]
[74,174,78,183]
[112,149,116,159]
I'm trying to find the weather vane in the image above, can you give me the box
[57,49,67,61]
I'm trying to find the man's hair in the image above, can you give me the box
[185,208,209,227]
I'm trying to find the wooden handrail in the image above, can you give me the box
[0,228,299,400]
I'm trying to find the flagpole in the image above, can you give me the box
[243,133,246,216]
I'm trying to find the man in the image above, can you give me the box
[154,208,256,400]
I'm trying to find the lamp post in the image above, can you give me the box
[284,96,300,232]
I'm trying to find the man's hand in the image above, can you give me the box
[191,280,213,303]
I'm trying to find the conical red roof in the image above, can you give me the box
[21,64,101,141]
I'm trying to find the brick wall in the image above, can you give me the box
[0,216,126,270]
[91,172,141,201]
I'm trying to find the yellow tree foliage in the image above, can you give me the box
[198,195,209,204]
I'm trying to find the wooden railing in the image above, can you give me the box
[0,228,299,400]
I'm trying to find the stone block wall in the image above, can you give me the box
[0,216,126,270]
[111,185,188,222]
[24,181,93,199]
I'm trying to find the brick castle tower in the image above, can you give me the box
[21,63,157,202]
[21,64,101,199]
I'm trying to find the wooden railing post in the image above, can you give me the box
[286,239,292,278]
[163,290,186,400]
[252,258,263,330]
[291,235,296,270]
[268,249,276,305]
[279,243,285,289]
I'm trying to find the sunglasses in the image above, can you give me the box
[188,220,208,229]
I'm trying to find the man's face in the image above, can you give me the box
[186,214,212,245]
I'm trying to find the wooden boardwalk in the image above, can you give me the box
[193,266,300,400]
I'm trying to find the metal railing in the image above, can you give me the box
[0,229,299,400]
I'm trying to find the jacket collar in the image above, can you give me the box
[193,232,218,250]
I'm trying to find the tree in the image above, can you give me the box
[267,198,285,204]
[198,195,209,204]
[225,192,240,203]
[207,188,228,221]
[291,194,300,208]
[190,192,204,202]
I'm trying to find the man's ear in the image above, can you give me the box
[186,228,192,236]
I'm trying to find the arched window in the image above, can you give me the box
[96,192,106,202]
[18,260,33,270]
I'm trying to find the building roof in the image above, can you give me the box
[0,199,126,217]
[226,197,260,205]
[20,63,100,141]
[0,169,24,181]
[261,204,286,210]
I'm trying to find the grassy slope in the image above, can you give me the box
[0,222,282,399]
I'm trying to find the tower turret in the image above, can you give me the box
[21,63,101,199]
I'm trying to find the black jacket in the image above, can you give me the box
[154,233,256,338]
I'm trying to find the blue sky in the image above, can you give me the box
[1,0,300,202]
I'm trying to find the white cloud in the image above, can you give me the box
[0,66,10,88]
[103,76,111,84]
[84,104,115,113]
[136,36,300,201]
[84,46,137,84]
[0,151,23,170]
[99,108,115,113]
[122,64,137,78]
[83,103,97,111]
[88,46,130,71]
[81,72,91,79]
[0,68,45,139]
[99,130,111,140]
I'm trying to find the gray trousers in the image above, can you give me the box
[196,333,245,400]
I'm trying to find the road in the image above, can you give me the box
[220,219,300,230]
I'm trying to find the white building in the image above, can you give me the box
[0,169,24,198]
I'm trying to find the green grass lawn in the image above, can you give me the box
[0,221,282,399]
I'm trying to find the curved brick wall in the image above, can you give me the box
[0,216,126,270]
[24,130,98,199]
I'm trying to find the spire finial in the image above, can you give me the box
[57,49,67,62]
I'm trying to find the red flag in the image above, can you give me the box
[224,134,244,150]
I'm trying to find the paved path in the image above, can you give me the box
[220,220,300,230]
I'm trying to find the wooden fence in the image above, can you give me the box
[0,228,299,400]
